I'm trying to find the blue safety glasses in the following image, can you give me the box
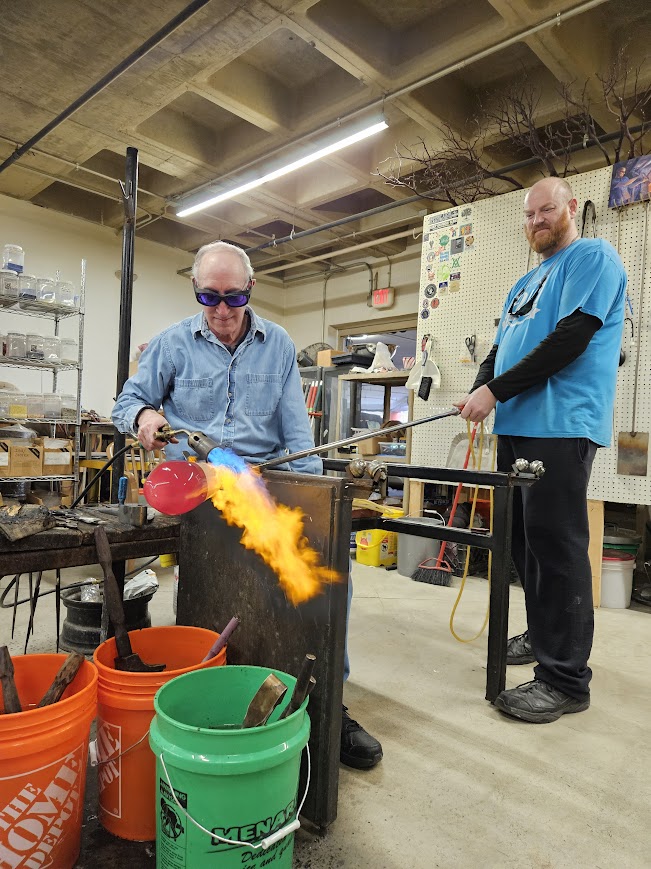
[193,278,252,307]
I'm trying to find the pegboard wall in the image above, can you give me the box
[411,166,651,505]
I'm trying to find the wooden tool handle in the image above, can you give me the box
[38,652,84,707]
[0,646,22,714]
[281,653,316,719]
[94,525,132,660]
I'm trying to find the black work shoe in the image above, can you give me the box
[494,679,590,723]
[340,705,383,769]
[506,630,536,665]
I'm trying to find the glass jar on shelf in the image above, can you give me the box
[60,393,77,421]
[42,393,62,419]
[26,333,45,362]
[0,391,12,417]
[8,392,27,418]
[0,269,19,307]
[55,280,77,310]
[18,274,38,309]
[26,393,44,419]
[37,278,57,307]
[60,337,78,364]
[43,336,61,363]
[6,332,26,359]
[2,244,24,274]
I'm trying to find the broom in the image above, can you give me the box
[411,424,478,587]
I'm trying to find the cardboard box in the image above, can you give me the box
[316,349,334,366]
[43,439,73,476]
[357,436,380,456]
[0,440,11,477]
[7,441,44,478]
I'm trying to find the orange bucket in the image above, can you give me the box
[93,625,225,842]
[0,654,98,869]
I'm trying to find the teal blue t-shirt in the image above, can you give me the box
[493,238,626,446]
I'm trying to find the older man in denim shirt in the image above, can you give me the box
[112,241,382,770]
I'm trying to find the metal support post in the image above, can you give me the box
[111,147,138,503]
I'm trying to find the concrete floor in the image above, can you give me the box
[2,558,650,868]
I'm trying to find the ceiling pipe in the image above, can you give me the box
[0,0,217,176]
[172,0,611,205]
[245,122,647,256]
[257,230,415,275]
[0,135,163,200]
[254,211,425,269]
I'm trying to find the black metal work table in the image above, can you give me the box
[0,511,180,575]
[324,458,538,704]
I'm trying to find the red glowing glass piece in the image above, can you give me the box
[143,461,208,515]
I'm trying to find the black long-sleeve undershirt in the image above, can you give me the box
[471,309,602,403]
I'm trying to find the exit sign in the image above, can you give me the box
[372,287,395,309]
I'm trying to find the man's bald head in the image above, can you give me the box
[525,176,574,208]
[523,176,578,259]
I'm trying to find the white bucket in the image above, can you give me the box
[601,554,634,609]
[395,515,444,577]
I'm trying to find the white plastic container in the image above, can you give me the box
[6,332,26,358]
[2,244,24,274]
[42,393,62,419]
[26,393,44,418]
[43,335,61,363]
[18,274,39,309]
[60,337,78,363]
[601,553,634,608]
[0,269,19,307]
[60,393,76,421]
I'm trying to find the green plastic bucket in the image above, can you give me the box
[149,665,310,869]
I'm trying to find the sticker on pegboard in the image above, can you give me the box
[438,281,448,295]
[424,283,437,298]
[465,234,475,249]
[451,237,464,254]
[437,264,450,282]
[438,233,450,247]
[420,308,430,319]
[431,298,440,309]
[440,251,449,262]
[460,223,473,235]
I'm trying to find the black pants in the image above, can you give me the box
[497,436,597,699]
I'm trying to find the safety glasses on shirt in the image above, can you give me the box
[193,278,253,307]
[507,274,549,318]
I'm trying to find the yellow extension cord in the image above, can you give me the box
[448,420,498,643]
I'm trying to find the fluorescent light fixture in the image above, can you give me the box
[176,118,388,218]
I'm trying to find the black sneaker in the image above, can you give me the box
[506,630,536,665]
[340,706,383,769]
[494,679,590,723]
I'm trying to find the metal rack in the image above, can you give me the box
[0,260,85,497]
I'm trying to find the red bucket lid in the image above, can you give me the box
[602,550,635,561]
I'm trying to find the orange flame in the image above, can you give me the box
[203,463,341,605]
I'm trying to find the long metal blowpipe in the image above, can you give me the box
[257,407,461,471]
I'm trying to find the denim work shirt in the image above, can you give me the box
[112,309,322,474]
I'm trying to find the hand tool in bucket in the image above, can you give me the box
[94,525,165,672]
[201,615,240,662]
[242,673,287,728]
[280,653,317,720]
[38,652,85,707]
[412,424,478,587]
[0,646,22,714]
